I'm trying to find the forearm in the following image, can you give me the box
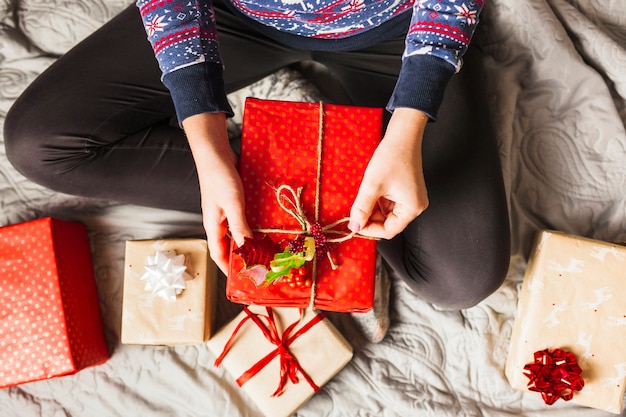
[182,112,235,175]
[350,108,429,238]
[384,108,428,152]
[183,112,250,272]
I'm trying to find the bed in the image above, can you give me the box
[1,0,625,415]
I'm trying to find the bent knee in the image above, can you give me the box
[4,107,83,191]
[5,117,50,185]
[404,249,511,310]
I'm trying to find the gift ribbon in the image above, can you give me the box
[214,306,326,397]
[140,250,192,301]
[523,348,585,405]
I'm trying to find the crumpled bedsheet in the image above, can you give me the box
[0,0,625,416]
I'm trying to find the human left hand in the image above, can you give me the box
[348,108,430,239]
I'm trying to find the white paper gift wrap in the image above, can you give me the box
[505,230,626,413]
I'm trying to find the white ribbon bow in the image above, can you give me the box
[140,250,192,301]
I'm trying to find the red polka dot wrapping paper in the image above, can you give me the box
[0,217,109,388]
[226,98,381,313]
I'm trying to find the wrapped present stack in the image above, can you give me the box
[117,99,373,415]
[207,98,379,415]
[226,98,382,313]
[506,230,626,413]
[121,238,216,345]
[0,217,109,388]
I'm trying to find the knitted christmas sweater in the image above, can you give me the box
[136,0,483,123]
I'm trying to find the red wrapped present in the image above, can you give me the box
[0,217,109,388]
[226,98,381,312]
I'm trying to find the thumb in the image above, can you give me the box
[349,184,379,233]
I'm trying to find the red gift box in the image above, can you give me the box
[0,217,109,388]
[226,98,381,312]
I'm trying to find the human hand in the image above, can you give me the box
[349,108,430,239]
[183,112,252,274]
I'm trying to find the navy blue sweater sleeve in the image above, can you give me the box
[136,0,233,124]
[387,0,484,120]
[162,62,234,124]
[387,54,455,120]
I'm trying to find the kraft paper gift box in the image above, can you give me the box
[121,239,216,345]
[207,306,353,417]
[0,217,109,388]
[227,98,381,313]
[505,230,626,413]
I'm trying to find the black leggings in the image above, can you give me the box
[4,4,510,309]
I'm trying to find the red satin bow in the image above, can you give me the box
[523,348,585,405]
[214,306,326,397]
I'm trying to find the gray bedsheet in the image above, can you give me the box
[1,0,625,415]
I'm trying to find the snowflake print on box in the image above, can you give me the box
[226,98,382,313]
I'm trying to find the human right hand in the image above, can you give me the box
[183,112,252,274]
[349,108,430,239]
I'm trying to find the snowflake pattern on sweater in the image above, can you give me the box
[228,0,413,39]
[138,0,482,77]
[137,0,222,75]
[136,0,483,121]
[408,0,483,71]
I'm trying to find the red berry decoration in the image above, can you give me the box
[288,235,306,253]
[309,221,329,260]
[282,266,309,288]
[310,222,323,237]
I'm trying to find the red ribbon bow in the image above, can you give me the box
[523,348,585,405]
[214,306,326,397]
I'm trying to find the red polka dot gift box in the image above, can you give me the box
[0,217,109,388]
[226,98,381,313]
[505,230,626,413]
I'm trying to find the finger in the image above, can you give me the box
[359,205,416,239]
[358,214,403,239]
[349,184,380,233]
[368,209,387,224]
[378,197,395,217]
[206,219,230,275]
[223,200,253,247]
